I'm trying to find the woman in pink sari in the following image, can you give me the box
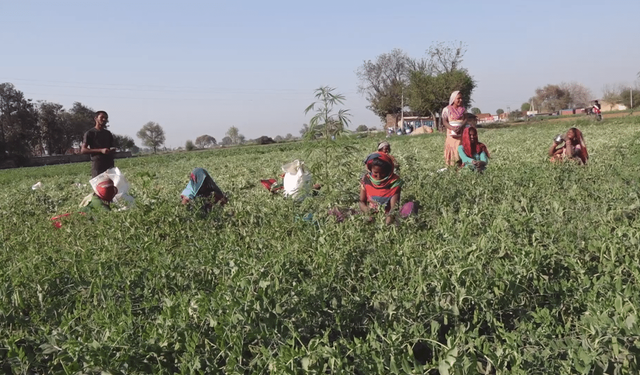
[441,91,466,166]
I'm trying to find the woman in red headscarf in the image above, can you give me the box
[549,127,588,164]
[359,152,414,224]
[457,127,490,172]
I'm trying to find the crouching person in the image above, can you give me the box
[80,175,118,212]
[360,152,414,225]
[181,168,228,212]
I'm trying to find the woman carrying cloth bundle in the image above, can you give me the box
[458,127,490,172]
[441,91,467,167]
[360,152,414,225]
[549,127,589,165]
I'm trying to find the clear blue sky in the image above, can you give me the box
[1,0,638,147]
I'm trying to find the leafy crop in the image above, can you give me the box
[1,117,640,374]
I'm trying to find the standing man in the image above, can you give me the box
[81,111,116,177]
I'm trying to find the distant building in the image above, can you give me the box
[385,113,436,130]
[476,113,495,124]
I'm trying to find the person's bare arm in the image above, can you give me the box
[549,141,564,157]
[81,142,111,155]
[385,189,401,225]
[359,187,369,214]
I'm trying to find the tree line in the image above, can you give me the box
[0,83,136,165]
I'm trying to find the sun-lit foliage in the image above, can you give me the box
[1,117,640,373]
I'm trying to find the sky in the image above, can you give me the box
[1,0,639,148]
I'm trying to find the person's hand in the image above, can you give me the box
[101,148,111,154]
[365,215,375,223]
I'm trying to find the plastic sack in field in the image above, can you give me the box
[281,160,312,199]
[89,167,135,210]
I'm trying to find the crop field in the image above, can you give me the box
[2,117,640,374]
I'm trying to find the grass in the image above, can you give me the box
[1,116,640,374]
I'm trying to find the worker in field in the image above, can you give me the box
[181,168,228,212]
[359,152,414,225]
[549,127,589,165]
[81,111,116,177]
[457,126,490,172]
[376,141,400,174]
[442,91,466,167]
[79,175,118,212]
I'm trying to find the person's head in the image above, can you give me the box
[93,175,117,202]
[365,152,394,180]
[464,113,478,127]
[566,127,581,142]
[377,141,391,154]
[468,126,478,144]
[95,111,109,129]
[594,100,599,104]
[450,91,463,107]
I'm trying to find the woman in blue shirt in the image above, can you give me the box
[457,127,490,172]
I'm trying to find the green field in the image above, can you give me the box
[2,117,640,374]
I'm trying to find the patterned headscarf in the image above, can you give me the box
[377,141,390,151]
[181,168,217,199]
[447,91,465,121]
[361,152,403,212]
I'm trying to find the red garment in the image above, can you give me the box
[461,127,490,159]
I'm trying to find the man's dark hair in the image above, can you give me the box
[95,110,108,118]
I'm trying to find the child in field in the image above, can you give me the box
[359,152,414,225]
[181,168,228,212]
[463,113,478,129]
[549,127,588,165]
[376,141,400,173]
[457,127,490,172]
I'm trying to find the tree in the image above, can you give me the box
[619,87,640,109]
[531,85,571,112]
[425,41,467,75]
[226,126,244,144]
[185,140,195,151]
[195,134,216,148]
[0,83,39,161]
[274,135,284,142]
[356,124,368,132]
[113,134,135,151]
[38,101,71,155]
[470,108,481,115]
[221,136,232,146]
[356,49,414,121]
[496,109,504,115]
[521,102,531,112]
[285,133,293,140]
[66,102,95,147]
[560,82,593,108]
[509,109,524,121]
[407,69,476,127]
[136,121,165,153]
[299,124,310,137]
